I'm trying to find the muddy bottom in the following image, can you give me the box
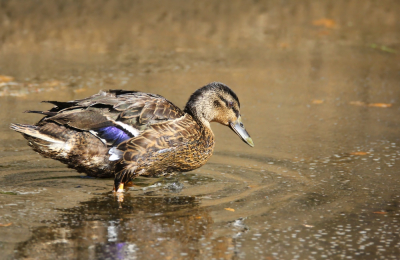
[1,0,400,259]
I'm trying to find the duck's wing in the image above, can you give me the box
[112,113,200,181]
[27,90,185,146]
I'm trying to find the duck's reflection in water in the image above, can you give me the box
[15,194,233,259]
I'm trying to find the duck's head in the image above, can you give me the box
[184,82,254,147]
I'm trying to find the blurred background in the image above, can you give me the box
[1,1,400,259]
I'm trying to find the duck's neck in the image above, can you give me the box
[184,98,216,151]
[184,106,215,152]
[184,102,212,130]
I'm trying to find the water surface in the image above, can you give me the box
[1,1,400,259]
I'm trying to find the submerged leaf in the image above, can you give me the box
[0,191,18,195]
[369,44,397,54]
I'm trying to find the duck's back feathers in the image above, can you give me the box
[27,90,185,145]
[38,90,184,129]
[13,90,191,178]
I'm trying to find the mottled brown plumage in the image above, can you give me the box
[11,82,253,192]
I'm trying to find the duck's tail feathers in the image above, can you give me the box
[10,123,65,145]
[11,123,114,177]
[24,110,57,116]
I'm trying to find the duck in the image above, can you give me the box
[10,82,254,192]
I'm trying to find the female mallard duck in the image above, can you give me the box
[11,82,253,192]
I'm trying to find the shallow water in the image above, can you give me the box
[1,0,400,259]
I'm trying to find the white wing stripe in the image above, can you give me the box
[109,147,124,161]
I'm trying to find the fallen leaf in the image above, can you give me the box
[373,212,387,214]
[0,75,14,83]
[312,99,324,104]
[350,151,369,156]
[195,216,202,219]
[350,101,392,108]
[224,208,235,212]
[312,19,336,29]
[368,103,392,108]
[0,223,12,227]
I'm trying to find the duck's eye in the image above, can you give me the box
[227,101,234,108]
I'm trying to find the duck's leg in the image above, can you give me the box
[113,178,125,193]
[113,170,130,193]
[113,176,126,203]
[116,183,124,192]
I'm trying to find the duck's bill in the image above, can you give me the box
[229,116,254,147]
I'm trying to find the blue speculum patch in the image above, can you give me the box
[96,126,131,145]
